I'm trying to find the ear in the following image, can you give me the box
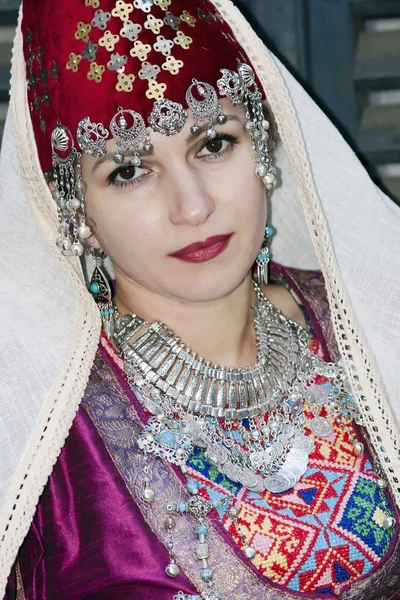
[87,234,102,250]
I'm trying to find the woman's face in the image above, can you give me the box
[82,100,266,303]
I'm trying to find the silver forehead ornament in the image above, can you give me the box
[76,117,109,157]
[185,79,227,139]
[148,99,187,136]
[217,69,245,105]
[109,107,153,165]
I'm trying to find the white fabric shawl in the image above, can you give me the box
[1,0,400,591]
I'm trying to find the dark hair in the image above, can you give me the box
[263,103,279,155]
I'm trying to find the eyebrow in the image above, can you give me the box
[92,114,243,172]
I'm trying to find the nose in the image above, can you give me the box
[166,164,215,227]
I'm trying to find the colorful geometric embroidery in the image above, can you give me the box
[184,332,397,596]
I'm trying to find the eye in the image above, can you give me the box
[196,134,237,159]
[108,163,149,187]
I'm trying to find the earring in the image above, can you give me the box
[255,225,274,286]
[88,247,115,338]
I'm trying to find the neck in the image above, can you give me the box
[114,274,257,368]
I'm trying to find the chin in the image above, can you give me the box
[164,263,252,303]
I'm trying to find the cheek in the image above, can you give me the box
[220,153,266,229]
[85,189,144,246]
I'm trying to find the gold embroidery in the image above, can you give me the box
[66,52,82,72]
[15,561,26,600]
[116,72,136,92]
[75,21,92,43]
[144,14,164,34]
[130,40,151,61]
[161,55,183,75]
[111,0,134,22]
[153,0,171,11]
[87,62,105,83]
[180,10,196,27]
[146,79,167,100]
[99,30,120,51]
[173,30,192,50]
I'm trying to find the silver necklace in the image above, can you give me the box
[112,282,353,494]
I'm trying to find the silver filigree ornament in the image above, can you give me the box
[51,125,88,257]
[120,20,142,42]
[109,107,153,165]
[76,116,109,158]
[148,99,187,136]
[185,79,226,139]
[216,68,245,106]
[107,53,128,71]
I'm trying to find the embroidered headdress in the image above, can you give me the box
[22,0,276,256]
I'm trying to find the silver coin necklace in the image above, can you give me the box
[112,282,360,495]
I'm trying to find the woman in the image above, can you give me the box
[1,0,400,598]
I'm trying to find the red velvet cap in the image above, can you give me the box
[21,0,257,172]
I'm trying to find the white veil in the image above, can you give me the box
[1,0,399,591]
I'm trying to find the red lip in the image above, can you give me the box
[169,234,233,263]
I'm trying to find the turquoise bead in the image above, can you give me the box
[178,502,187,513]
[196,523,208,535]
[187,480,199,494]
[161,431,176,447]
[201,567,213,582]
[90,282,99,294]
[212,498,220,509]
[267,226,275,238]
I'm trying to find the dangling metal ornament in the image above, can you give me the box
[148,99,187,136]
[109,107,150,164]
[89,250,115,338]
[76,117,109,157]
[185,79,225,139]
[51,124,82,256]
[255,225,271,286]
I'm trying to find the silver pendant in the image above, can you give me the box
[185,79,223,135]
[109,108,148,156]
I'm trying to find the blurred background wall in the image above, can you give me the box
[0,0,399,204]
